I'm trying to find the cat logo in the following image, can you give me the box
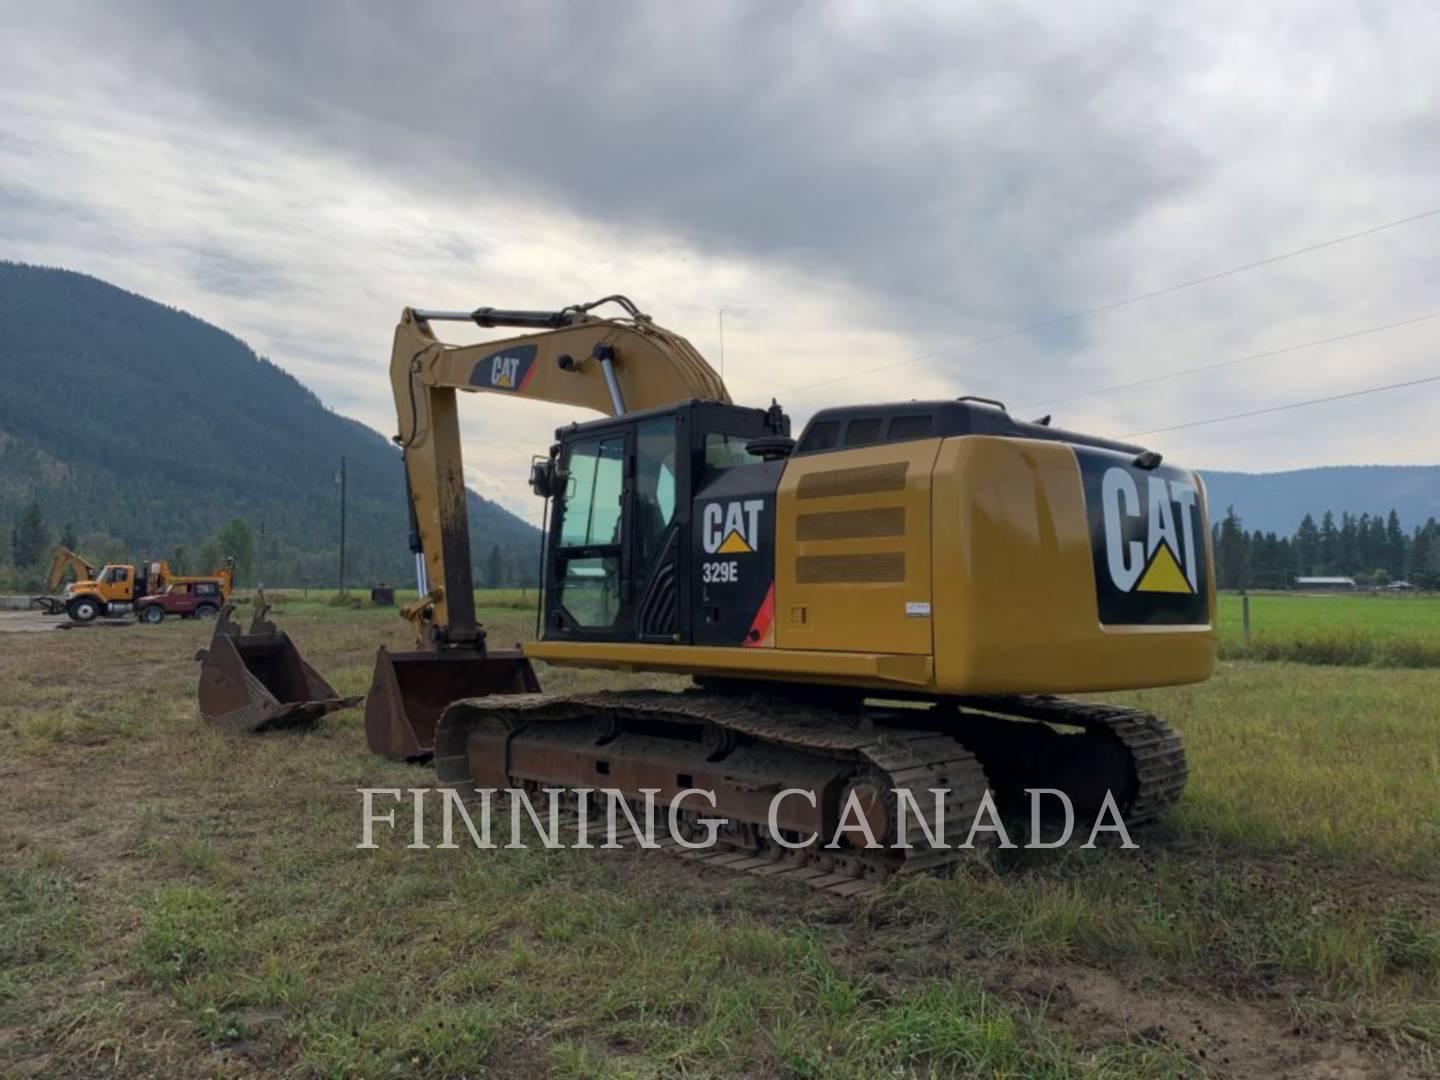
[1076,448,1209,626]
[1101,468,1200,595]
[702,499,764,554]
[491,354,522,388]
[468,344,537,393]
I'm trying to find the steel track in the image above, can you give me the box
[433,689,1187,899]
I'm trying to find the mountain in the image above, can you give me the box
[0,263,538,587]
[3,262,1433,587]
[1199,465,1440,535]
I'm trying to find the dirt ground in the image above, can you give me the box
[1,603,1436,1078]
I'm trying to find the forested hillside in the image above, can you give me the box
[0,263,538,588]
[1200,465,1440,536]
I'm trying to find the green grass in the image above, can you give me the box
[1,603,1437,1077]
[237,587,1440,668]
[1117,664,1440,876]
[1217,591,1440,667]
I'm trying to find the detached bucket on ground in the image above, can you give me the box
[365,645,539,761]
[196,604,361,733]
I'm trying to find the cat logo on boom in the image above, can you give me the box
[702,500,764,555]
[468,344,537,393]
[1076,448,1210,626]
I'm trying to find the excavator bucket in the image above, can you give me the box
[196,604,361,733]
[365,645,539,761]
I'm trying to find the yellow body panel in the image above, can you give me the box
[535,434,1216,697]
[775,439,939,655]
[927,436,1215,694]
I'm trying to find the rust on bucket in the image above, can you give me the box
[196,604,361,733]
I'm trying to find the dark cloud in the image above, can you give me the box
[55,1,1205,332]
[189,247,286,300]
[6,0,1440,489]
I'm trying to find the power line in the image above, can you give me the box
[771,204,1440,400]
[1123,373,1440,438]
[1019,310,1440,411]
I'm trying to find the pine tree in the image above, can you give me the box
[1385,510,1406,577]
[1293,513,1319,577]
[1215,507,1249,589]
[1318,511,1338,572]
[1407,520,1440,589]
[1338,513,1359,574]
[486,544,504,589]
[12,499,47,568]
[60,522,78,550]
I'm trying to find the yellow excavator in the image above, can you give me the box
[31,546,98,613]
[203,296,1214,882]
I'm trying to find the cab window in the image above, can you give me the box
[556,435,625,628]
[704,433,762,471]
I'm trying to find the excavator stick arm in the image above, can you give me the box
[367,297,725,758]
[389,300,725,647]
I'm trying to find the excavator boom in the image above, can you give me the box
[44,546,96,593]
[366,297,728,758]
[392,298,726,645]
[32,546,99,614]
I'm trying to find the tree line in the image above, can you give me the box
[1212,507,1440,589]
[3,497,539,593]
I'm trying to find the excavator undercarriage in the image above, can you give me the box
[430,688,1187,887]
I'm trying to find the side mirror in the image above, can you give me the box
[530,459,564,498]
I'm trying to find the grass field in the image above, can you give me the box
[261,586,1440,665]
[2,602,1438,1078]
[1215,592,1440,667]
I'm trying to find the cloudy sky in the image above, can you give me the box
[3,1,1437,523]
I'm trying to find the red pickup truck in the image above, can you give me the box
[136,581,225,623]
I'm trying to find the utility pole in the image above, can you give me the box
[718,309,726,378]
[337,456,347,597]
[257,517,266,603]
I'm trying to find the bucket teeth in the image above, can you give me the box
[196,604,361,733]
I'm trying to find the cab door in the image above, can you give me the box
[544,413,683,643]
[99,565,133,602]
[549,430,628,635]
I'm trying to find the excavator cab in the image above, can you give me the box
[538,399,789,647]
[363,398,786,761]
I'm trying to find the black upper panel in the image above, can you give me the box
[794,400,1145,457]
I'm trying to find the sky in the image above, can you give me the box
[2,0,1438,525]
